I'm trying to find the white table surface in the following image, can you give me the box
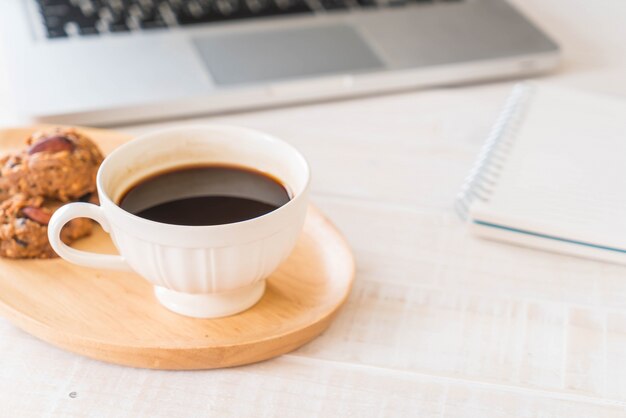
[2,1,626,416]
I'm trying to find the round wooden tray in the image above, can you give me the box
[0,126,355,370]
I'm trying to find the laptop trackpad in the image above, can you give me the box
[193,25,384,86]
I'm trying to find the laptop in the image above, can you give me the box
[0,0,559,126]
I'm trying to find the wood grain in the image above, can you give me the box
[0,126,355,369]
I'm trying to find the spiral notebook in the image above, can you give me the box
[456,84,626,264]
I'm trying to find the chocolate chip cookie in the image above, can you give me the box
[0,194,93,259]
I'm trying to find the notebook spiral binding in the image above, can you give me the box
[455,83,534,220]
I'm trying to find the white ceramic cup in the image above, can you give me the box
[48,125,310,318]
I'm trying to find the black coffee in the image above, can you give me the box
[119,165,291,226]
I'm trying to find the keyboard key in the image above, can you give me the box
[272,0,312,14]
[213,0,265,20]
[45,27,68,38]
[319,0,348,10]
[75,16,100,34]
[104,8,132,31]
[141,19,167,29]
[177,1,213,25]
[78,25,99,35]
[109,21,130,31]
[215,0,236,15]
[356,0,378,7]
[37,0,70,5]
[138,9,167,28]
[244,0,271,14]
[41,4,74,17]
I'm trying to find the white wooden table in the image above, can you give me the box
[1,1,626,416]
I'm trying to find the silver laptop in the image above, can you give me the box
[0,0,559,126]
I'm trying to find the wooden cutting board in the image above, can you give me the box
[0,126,355,369]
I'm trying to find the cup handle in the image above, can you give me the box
[48,202,132,271]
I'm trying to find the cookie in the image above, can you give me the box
[0,128,104,202]
[0,194,93,259]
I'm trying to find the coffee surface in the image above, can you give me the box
[119,165,290,226]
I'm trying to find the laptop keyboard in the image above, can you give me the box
[36,0,461,39]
